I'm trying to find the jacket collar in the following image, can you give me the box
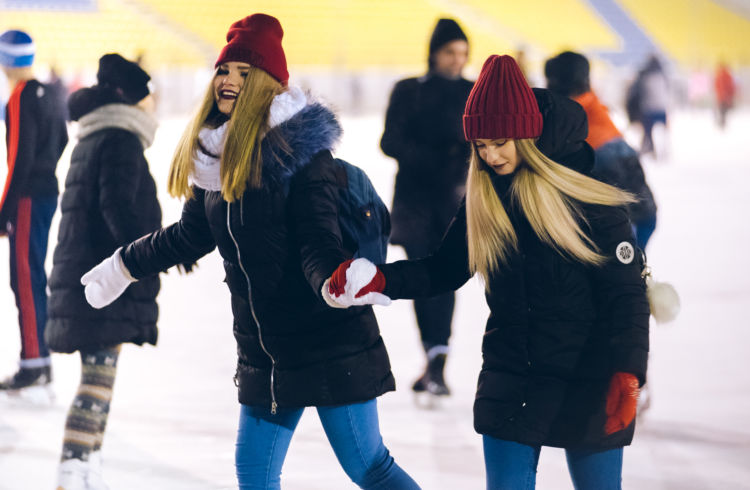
[77,103,158,149]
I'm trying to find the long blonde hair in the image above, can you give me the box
[466,138,635,285]
[167,66,284,201]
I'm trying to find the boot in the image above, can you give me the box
[412,348,450,396]
[56,459,88,490]
[0,364,52,390]
[425,353,450,396]
[87,451,110,490]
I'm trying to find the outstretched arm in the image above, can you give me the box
[83,187,216,308]
[326,202,473,307]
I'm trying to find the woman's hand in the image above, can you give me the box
[81,247,136,309]
[604,372,640,435]
[321,258,391,308]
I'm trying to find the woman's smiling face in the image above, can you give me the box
[213,62,251,115]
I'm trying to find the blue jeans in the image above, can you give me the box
[483,436,623,490]
[236,399,420,490]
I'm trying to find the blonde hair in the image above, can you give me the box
[466,138,635,285]
[167,66,284,201]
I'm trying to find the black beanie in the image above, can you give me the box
[96,53,150,104]
[544,51,590,97]
[429,18,468,58]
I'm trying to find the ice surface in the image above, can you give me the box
[1,108,749,489]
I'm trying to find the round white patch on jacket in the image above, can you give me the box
[615,241,635,264]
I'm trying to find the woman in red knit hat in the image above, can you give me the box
[325,55,649,489]
[78,13,420,490]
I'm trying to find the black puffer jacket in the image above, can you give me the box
[379,90,650,450]
[380,73,474,248]
[0,79,68,226]
[46,87,161,353]
[120,102,395,410]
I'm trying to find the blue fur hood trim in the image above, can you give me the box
[260,102,342,188]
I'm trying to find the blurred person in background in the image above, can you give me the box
[44,53,162,490]
[327,55,650,490]
[0,29,68,396]
[78,14,420,490]
[380,18,473,399]
[714,61,736,130]
[627,55,670,159]
[545,51,658,251]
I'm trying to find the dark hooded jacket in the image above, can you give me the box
[119,101,395,409]
[380,69,474,249]
[379,89,650,449]
[46,86,162,353]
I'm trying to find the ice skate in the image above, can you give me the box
[56,458,88,490]
[0,365,55,406]
[87,451,110,490]
[412,353,450,409]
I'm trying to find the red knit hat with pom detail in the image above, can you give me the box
[215,14,289,85]
[463,55,542,140]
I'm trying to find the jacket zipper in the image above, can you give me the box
[226,202,278,414]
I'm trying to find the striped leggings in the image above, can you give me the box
[61,346,120,462]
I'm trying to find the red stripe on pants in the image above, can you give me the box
[14,198,39,359]
[0,81,26,212]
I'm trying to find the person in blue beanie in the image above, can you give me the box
[0,29,68,395]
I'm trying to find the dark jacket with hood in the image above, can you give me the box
[45,86,162,353]
[379,89,650,449]
[119,99,395,410]
[380,70,474,249]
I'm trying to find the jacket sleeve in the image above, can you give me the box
[288,151,349,296]
[97,131,149,245]
[121,187,216,279]
[381,201,473,298]
[0,83,39,225]
[379,80,443,172]
[587,205,650,384]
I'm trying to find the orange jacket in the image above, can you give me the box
[573,91,622,150]
[714,66,736,105]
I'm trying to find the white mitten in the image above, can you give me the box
[81,247,136,309]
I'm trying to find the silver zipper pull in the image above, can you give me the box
[271,401,278,415]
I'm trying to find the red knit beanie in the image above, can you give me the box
[463,55,542,140]
[215,14,289,85]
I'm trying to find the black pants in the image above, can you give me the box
[402,241,455,348]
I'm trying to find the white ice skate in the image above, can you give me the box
[56,458,88,490]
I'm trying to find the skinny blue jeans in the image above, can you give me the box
[483,436,623,490]
[236,399,420,490]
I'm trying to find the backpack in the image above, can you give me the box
[334,158,391,264]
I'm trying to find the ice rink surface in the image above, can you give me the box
[1,108,749,489]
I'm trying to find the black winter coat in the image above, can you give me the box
[380,73,474,248]
[379,90,650,450]
[46,94,161,353]
[0,79,68,226]
[120,102,395,410]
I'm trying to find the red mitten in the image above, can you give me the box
[604,372,640,435]
[355,266,385,298]
[328,259,354,297]
[323,258,391,308]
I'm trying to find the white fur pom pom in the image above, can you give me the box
[646,277,681,324]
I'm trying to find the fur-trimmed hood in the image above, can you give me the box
[259,97,342,188]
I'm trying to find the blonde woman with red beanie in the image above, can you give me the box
[325,55,649,489]
[79,14,419,490]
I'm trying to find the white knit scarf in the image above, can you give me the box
[190,86,308,191]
